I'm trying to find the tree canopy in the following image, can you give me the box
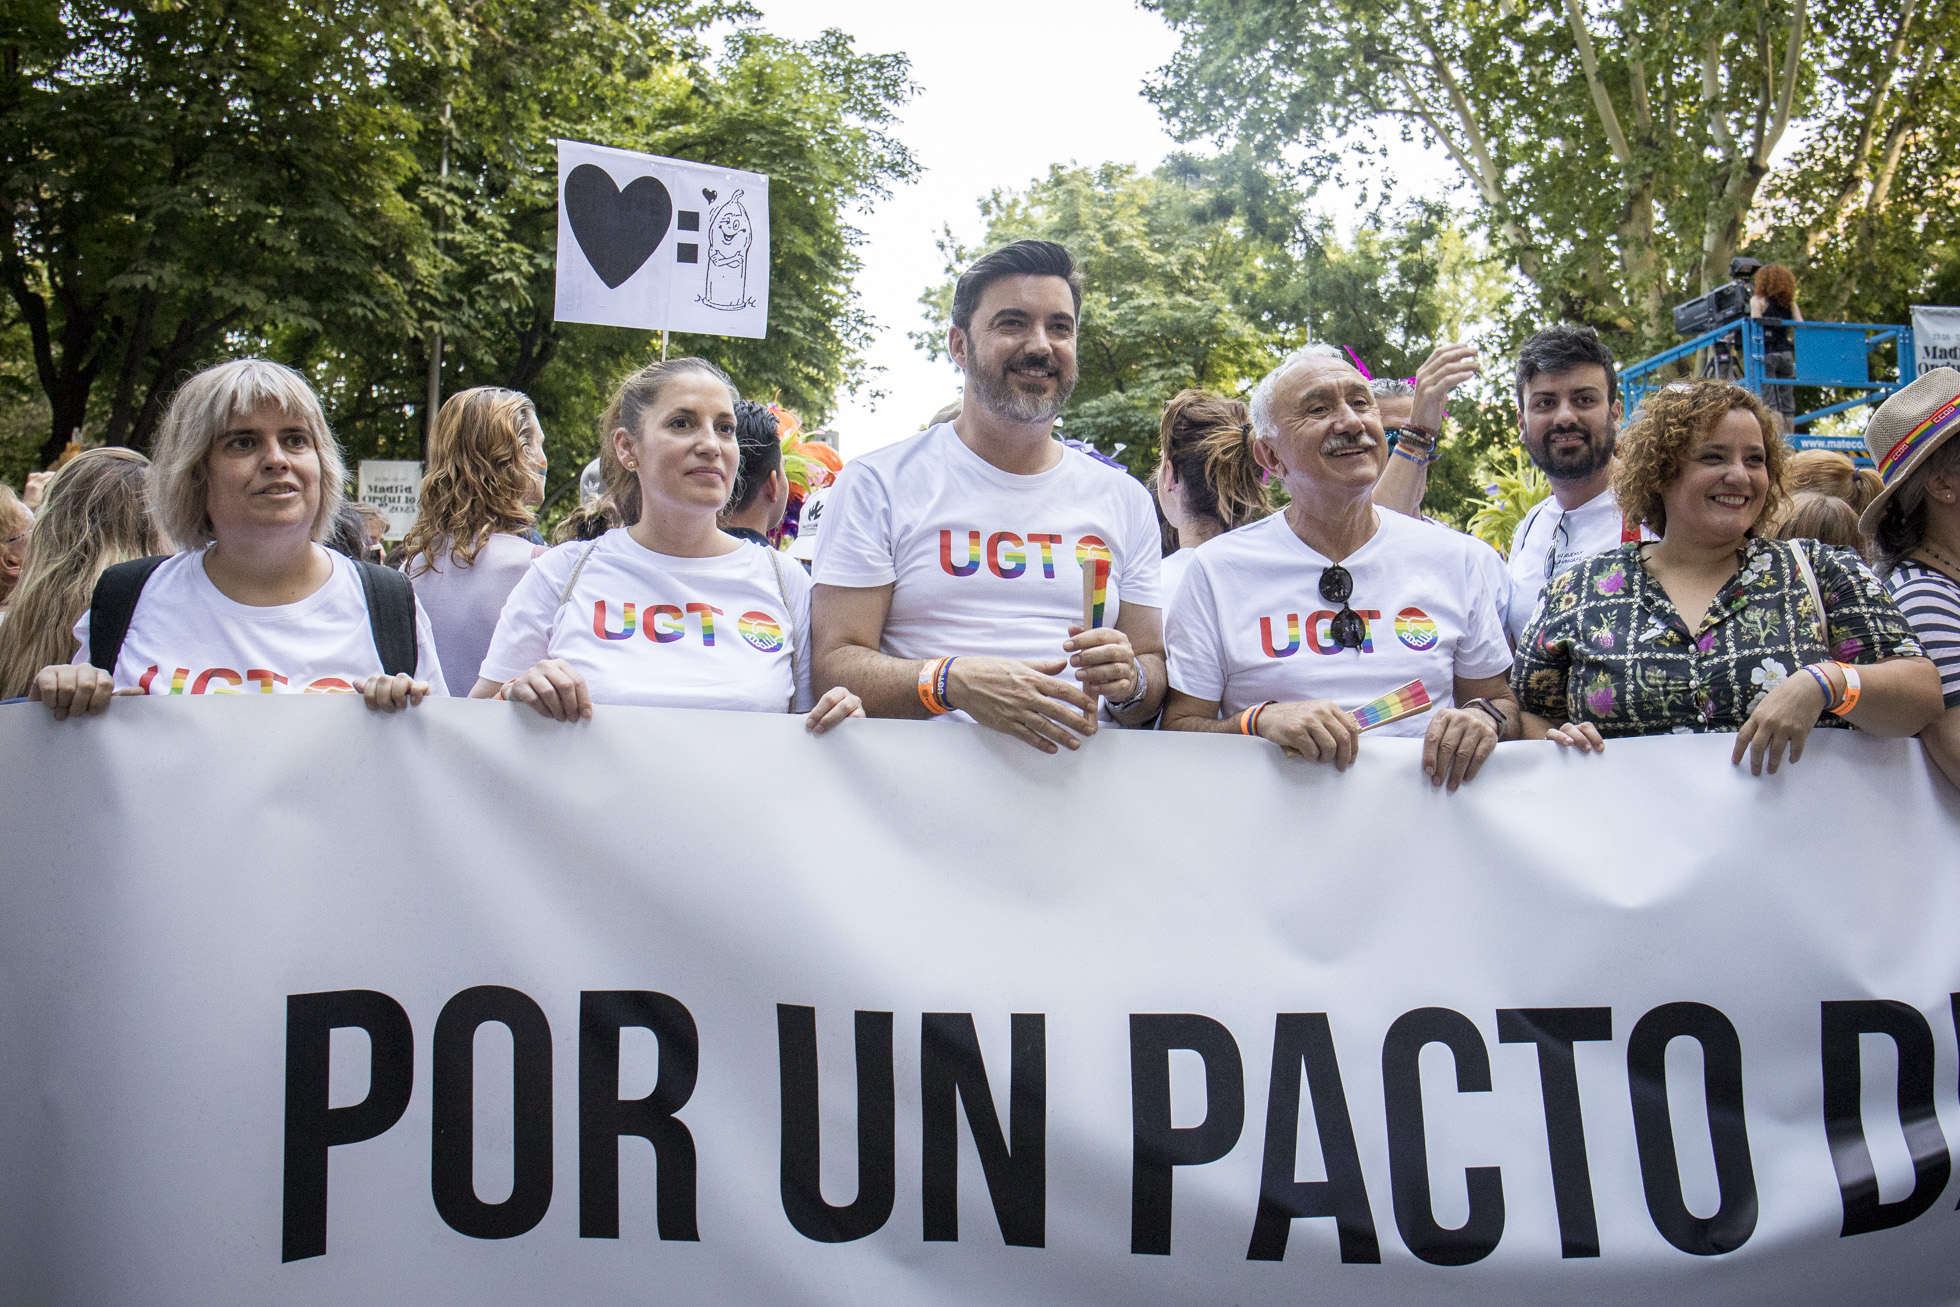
[1143,0,1960,357]
[0,1,917,496]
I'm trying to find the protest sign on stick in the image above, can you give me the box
[355,460,422,540]
[554,139,769,340]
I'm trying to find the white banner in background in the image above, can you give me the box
[1913,305,1960,375]
[2,700,1959,1306]
[355,459,421,540]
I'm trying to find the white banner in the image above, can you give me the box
[3,700,1959,1305]
[355,459,421,540]
[1912,305,1960,376]
[554,139,770,339]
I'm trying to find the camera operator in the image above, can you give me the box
[1750,262,1802,434]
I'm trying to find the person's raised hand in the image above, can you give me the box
[29,663,118,720]
[1544,721,1606,752]
[499,658,592,722]
[21,470,53,514]
[1410,343,1480,433]
[1254,699,1361,770]
[1733,670,1828,776]
[360,672,431,713]
[1422,706,1498,791]
[805,686,864,735]
[945,655,1097,755]
[1064,623,1139,706]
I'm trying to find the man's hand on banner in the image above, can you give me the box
[944,655,1097,754]
[804,686,863,735]
[1423,706,1500,791]
[1251,698,1361,769]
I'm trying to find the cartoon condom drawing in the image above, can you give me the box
[702,189,753,311]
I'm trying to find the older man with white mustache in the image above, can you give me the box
[1162,345,1520,789]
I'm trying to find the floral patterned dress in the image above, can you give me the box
[1511,539,1925,737]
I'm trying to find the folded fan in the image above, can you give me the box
[1348,678,1433,732]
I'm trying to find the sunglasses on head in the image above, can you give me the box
[1319,563,1366,650]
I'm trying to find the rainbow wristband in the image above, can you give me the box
[935,657,957,714]
[1804,664,1837,711]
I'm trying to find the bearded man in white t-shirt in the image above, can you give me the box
[812,240,1165,753]
[1162,345,1519,789]
[1503,325,1639,642]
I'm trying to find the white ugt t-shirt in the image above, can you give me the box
[1165,509,1512,734]
[479,528,813,713]
[71,548,449,695]
[813,424,1163,665]
[1504,487,1639,643]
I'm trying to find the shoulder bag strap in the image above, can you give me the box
[355,560,419,677]
[1788,540,1830,646]
[87,555,171,672]
[555,539,602,611]
[766,546,799,711]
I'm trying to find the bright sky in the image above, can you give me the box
[751,0,1461,458]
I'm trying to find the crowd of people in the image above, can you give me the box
[5,239,1957,793]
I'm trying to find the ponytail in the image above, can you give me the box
[1159,388,1271,533]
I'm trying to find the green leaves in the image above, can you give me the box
[0,1,917,502]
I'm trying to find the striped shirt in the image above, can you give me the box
[1888,559,1960,707]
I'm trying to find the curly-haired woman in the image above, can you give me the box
[1511,379,1940,774]
[397,387,550,688]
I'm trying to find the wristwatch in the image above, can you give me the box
[1461,696,1507,733]
[1111,659,1149,713]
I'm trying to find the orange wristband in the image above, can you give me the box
[917,658,950,715]
[1830,661,1862,716]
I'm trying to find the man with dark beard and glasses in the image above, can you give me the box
[811,240,1165,753]
[1503,325,1647,643]
[1161,345,1518,790]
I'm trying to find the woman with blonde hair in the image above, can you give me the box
[1781,449,1883,515]
[398,386,550,688]
[29,358,445,719]
[0,448,165,698]
[1155,388,1271,603]
[1512,379,1939,773]
[474,357,860,732]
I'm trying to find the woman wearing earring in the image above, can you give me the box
[472,357,861,732]
[1863,368,1960,788]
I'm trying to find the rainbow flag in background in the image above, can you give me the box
[1349,679,1433,732]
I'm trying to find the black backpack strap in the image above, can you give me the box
[87,555,172,672]
[354,560,419,677]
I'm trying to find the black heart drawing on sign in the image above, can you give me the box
[564,164,673,290]
[701,188,717,203]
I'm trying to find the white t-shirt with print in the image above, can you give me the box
[1166,509,1513,735]
[479,528,812,713]
[813,424,1163,663]
[1504,486,1637,643]
[71,548,449,695]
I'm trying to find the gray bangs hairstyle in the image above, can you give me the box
[599,357,740,526]
[149,358,344,549]
[1248,343,1349,440]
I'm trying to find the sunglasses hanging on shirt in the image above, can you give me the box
[1319,563,1366,650]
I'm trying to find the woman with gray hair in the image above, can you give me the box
[30,358,445,719]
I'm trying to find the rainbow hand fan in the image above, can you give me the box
[1348,679,1433,732]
